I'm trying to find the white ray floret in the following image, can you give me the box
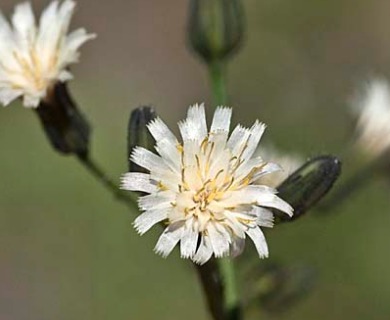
[351,78,390,158]
[121,104,294,264]
[257,146,302,188]
[0,0,95,108]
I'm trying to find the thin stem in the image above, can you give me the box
[195,261,226,320]
[209,61,228,105]
[219,259,240,319]
[207,60,241,319]
[77,155,138,211]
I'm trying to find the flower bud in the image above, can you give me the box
[188,0,245,63]
[35,83,91,158]
[275,155,342,222]
[127,106,156,172]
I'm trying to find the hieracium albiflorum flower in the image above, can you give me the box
[0,0,95,108]
[122,105,293,264]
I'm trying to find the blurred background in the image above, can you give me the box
[1,0,390,319]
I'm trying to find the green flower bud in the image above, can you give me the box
[36,83,91,159]
[188,0,245,63]
[276,155,342,222]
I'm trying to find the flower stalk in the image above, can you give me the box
[208,59,241,319]
[190,53,241,319]
[209,62,228,105]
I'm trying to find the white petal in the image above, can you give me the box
[37,1,60,56]
[38,0,59,31]
[0,11,12,40]
[231,237,245,258]
[241,121,266,162]
[155,138,181,173]
[234,156,266,181]
[252,162,282,181]
[179,103,207,141]
[253,207,274,228]
[258,194,293,217]
[353,79,390,156]
[211,107,232,133]
[120,172,157,194]
[58,70,74,82]
[134,209,169,235]
[38,1,76,66]
[180,221,199,258]
[227,124,250,155]
[220,185,277,207]
[223,211,247,238]
[23,93,42,108]
[193,235,213,265]
[61,28,95,66]
[208,223,230,258]
[138,191,175,211]
[149,169,181,192]
[66,28,96,51]
[12,2,36,44]
[57,0,77,31]
[147,117,177,145]
[246,226,268,258]
[182,139,199,168]
[0,88,22,106]
[131,147,168,172]
[154,223,184,258]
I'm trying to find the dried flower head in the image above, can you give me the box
[352,79,390,158]
[0,0,95,108]
[122,105,293,264]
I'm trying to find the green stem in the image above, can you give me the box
[209,61,228,105]
[219,258,240,318]
[208,60,240,319]
[77,155,138,211]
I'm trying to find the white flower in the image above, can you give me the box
[122,105,293,264]
[0,0,95,108]
[352,79,390,158]
[258,146,302,188]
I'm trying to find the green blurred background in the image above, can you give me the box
[1,0,390,319]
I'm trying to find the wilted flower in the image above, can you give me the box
[122,104,293,264]
[352,79,390,158]
[0,0,95,108]
[258,147,302,188]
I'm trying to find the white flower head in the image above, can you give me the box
[122,104,293,265]
[258,146,302,188]
[0,0,96,108]
[352,78,390,158]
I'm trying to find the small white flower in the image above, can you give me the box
[0,0,95,108]
[352,79,390,158]
[122,104,293,264]
[258,146,302,188]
